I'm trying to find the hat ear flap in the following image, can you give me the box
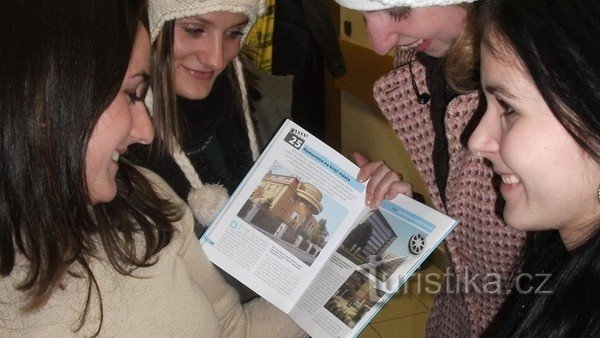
[172,144,230,225]
[187,183,229,225]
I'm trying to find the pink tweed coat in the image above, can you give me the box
[373,59,526,337]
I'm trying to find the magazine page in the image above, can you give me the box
[200,119,370,313]
[288,194,458,338]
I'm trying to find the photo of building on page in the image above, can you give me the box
[237,161,346,266]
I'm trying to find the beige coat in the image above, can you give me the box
[0,168,306,337]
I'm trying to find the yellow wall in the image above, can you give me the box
[340,92,430,205]
[337,9,430,205]
[339,8,372,49]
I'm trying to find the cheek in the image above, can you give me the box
[85,129,109,202]
[223,40,241,63]
[498,124,554,196]
[84,110,130,203]
[89,101,132,158]
[498,125,532,170]
[501,121,589,205]
[172,36,205,69]
[428,7,466,40]
[173,33,193,58]
[173,45,189,66]
[364,13,394,35]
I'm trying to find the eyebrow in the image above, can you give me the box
[139,72,150,82]
[129,72,150,85]
[484,83,518,100]
[185,16,249,28]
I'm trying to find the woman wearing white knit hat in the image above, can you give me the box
[126,0,268,304]
[334,0,526,336]
[121,2,310,333]
[129,0,263,232]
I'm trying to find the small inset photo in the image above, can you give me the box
[337,208,429,283]
[324,271,384,328]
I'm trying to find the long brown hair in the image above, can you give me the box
[150,20,180,153]
[1,0,180,335]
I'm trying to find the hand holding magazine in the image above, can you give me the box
[200,120,458,337]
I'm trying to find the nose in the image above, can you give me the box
[130,101,154,145]
[468,108,500,160]
[363,13,397,56]
[201,35,226,72]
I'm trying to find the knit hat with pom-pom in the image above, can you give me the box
[147,0,263,225]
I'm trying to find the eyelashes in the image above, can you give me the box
[497,98,516,117]
[388,8,411,22]
[127,81,150,104]
[181,26,245,40]
[225,30,245,39]
[183,27,204,37]
[127,92,144,103]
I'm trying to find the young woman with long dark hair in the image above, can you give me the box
[470,0,600,335]
[331,0,526,335]
[0,1,304,335]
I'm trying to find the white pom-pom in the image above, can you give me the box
[187,183,229,225]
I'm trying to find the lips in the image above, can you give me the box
[397,39,423,51]
[181,65,213,81]
[415,39,432,52]
[500,174,520,184]
[498,173,521,197]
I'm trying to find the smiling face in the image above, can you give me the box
[362,6,468,57]
[171,11,247,100]
[468,36,600,248]
[86,24,153,204]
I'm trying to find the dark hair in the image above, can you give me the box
[0,0,180,335]
[480,0,600,160]
[479,0,600,336]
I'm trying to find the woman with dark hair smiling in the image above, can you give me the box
[331,0,526,335]
[0,0,304,336]
[469,0,600,335]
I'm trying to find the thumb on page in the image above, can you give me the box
[352,151,370,167]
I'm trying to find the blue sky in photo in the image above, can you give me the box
[269,161,347,241]
[379,208,428,258]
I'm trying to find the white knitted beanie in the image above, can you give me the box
[148,0,263,225]
[149,0,266,43]
[334,0,476,11]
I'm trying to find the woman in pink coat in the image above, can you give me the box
[334,0,526,336]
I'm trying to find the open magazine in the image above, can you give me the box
[200,119,458,337]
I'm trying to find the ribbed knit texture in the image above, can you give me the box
[148,0,266,42]
[333,0,476,11]
[373,59,526,337]
[0,168,306,337]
